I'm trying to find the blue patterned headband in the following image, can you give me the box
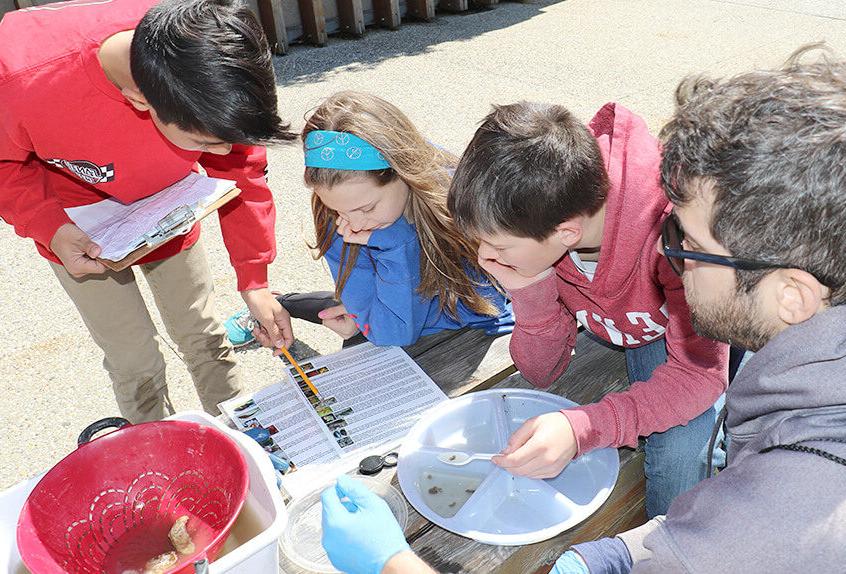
[303,130,391,171]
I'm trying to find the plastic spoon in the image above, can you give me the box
[437,451,496,466]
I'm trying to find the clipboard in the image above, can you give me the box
[98,186,241,271]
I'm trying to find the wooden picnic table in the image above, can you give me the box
[304,327,647,574]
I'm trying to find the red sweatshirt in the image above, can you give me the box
[509,103,728,455]
[0,0,276,291]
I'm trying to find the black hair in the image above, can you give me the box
[448,101,607,240]
[130,0,296,144]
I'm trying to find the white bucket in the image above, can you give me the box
[0,410,287,574]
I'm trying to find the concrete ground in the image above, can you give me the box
[1,0,844,489]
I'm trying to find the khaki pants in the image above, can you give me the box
[51,239,242,423]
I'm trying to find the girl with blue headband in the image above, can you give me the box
[229,91,512,347]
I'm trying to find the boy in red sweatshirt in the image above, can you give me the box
[448,101,729,517]
[0,0,296,422]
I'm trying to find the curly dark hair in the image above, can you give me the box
[660,44,846,305]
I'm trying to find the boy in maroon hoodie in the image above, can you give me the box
[448,101,729,517]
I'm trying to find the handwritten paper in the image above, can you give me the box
[65,173,236,261]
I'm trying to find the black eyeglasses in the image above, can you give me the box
[661,215,792,277]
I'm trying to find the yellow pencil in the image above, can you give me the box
[278,346,321,398]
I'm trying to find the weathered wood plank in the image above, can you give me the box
[297,0,328,46]
[410,329,515,397]
[405,0,435,21]
[336,0,366,36]
[372,0,401,29]
[437,0,469,13]
[403,329,463,359]
[256,0,289,55]
[13,0,35,7]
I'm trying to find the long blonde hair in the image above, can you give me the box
[304,91,499,318]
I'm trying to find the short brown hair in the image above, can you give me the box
[448,101,607,240]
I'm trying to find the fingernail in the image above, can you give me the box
[275,340,284,347]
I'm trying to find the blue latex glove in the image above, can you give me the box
[321,475,409,574]
[552,550,590,574]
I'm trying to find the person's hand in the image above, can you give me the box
[336,215,373,245]
[382,550,437,574]
[240,288,294,352]
[551,550,590,574]
[492,411,578,478]
[478,257,553,291]
[318,304,361,339]
[321,474,409,574]
[50,223,107,277]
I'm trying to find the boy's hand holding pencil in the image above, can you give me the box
[243,288,295,351]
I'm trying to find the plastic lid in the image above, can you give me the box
[281,476,409,574]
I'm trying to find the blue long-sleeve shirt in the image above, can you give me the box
[324,216,514,346]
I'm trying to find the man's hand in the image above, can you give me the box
[241,288,294,351]
[336,216,373,245]
[321,475,410,574]
[318,304,361,339]
[478,257,553,291]
[492,411,578,478]
[50,223,107,277]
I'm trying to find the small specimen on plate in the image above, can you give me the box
[428,486,443,495]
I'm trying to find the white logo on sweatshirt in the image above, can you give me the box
[45,158,115,184]
[575,304,668,346]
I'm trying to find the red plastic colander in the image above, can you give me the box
[17,417,249,574]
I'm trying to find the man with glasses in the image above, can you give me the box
[539,46,846,573]
[318,47,846,574]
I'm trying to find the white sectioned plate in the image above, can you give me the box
[397,388,620,546]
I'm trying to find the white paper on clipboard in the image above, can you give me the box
[65,173,236,261]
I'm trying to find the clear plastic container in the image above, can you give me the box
[280,477,409,574]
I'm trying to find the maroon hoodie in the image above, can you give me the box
[508,103,728,454]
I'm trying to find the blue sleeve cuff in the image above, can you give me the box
[572,537,633,574]
[367,217,417,250]
[552,550,590,574]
